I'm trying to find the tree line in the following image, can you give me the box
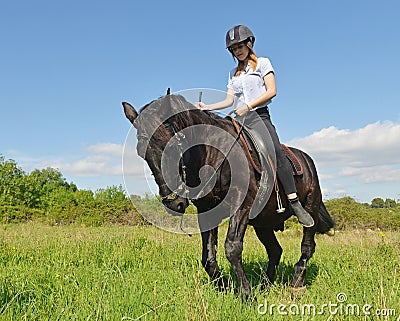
[1,155,399,229]
[370,197,397,208]
[0,156,143,225]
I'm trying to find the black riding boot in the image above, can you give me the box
[289,198,315,227]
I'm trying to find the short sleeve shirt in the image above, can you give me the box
[227,57,274,109]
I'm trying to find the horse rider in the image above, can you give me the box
[195,25,315,227]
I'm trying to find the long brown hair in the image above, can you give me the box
[234,46,258,76]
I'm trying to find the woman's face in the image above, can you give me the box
[230,42,250,61]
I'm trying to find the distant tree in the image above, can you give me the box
[74,189,95,206]
[0,156,26,206]
[95,185,127,203]
[28,167,77,209]
[384,198,396,208]
[371,197,385,208]
[29,167,73,190]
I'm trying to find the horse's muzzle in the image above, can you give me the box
[163,197,189,215]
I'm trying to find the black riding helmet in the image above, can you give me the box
[225,25,255,53]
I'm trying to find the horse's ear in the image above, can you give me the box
[122,102,138,126]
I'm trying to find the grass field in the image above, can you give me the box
[0,223,399,320]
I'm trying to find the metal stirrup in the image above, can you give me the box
[275,180,285,213]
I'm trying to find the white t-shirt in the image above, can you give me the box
[227,57,274,109]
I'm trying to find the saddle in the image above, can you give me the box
[230,117,303,176]
[229,116,303,218]
[281,144,303,176]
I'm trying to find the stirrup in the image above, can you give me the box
[275,180,285,213]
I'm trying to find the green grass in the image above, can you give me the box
[0,224,399,320]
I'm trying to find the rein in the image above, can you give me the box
[191,111,248,200]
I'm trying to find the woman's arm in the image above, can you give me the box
[195,88,235,110]
[249,72,277,108]
[234,72,277,116]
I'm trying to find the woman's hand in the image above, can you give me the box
[234,105,251,117]
[194,101,207,110]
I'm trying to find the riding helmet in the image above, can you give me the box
[225,25,255,49]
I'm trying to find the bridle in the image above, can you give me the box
[135,115,190,202]
[159,117,189,202]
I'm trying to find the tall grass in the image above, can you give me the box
[0,224,399,320]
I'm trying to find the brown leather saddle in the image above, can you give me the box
[230,117,303,177]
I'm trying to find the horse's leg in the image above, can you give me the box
[201,228,229,290]
[254,226,283,285]
[225,208,251,298]
[290,225,317,295]
[289,153,320,294]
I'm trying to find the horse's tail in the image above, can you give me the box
[317,202,335,234]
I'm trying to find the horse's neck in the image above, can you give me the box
[177,111,234,167]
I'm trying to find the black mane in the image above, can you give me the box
[138,94,232,131]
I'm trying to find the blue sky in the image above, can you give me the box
[1,0,399,203]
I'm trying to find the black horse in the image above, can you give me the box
[122,94,334,297]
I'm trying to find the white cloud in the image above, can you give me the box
[39,143,145,178]
[288,121,400,183]
[340,165,400,183]
[87,143,124,156]
[50,156,122,177]
[288,121,400,167]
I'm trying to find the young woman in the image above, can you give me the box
[195,25,314,227]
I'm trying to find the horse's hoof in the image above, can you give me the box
[327,228,335,236]
[233,285,252,303]
[290,285,307,299]
[215,276,230,292]
[239,291,253,303]
[260,279,273,292]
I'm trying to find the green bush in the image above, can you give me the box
[325,196,400,230]
[0,205,44,223]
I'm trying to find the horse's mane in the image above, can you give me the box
[138,94,232,131]
[139,98,158,113]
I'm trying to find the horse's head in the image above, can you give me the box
[122,95,192,214]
